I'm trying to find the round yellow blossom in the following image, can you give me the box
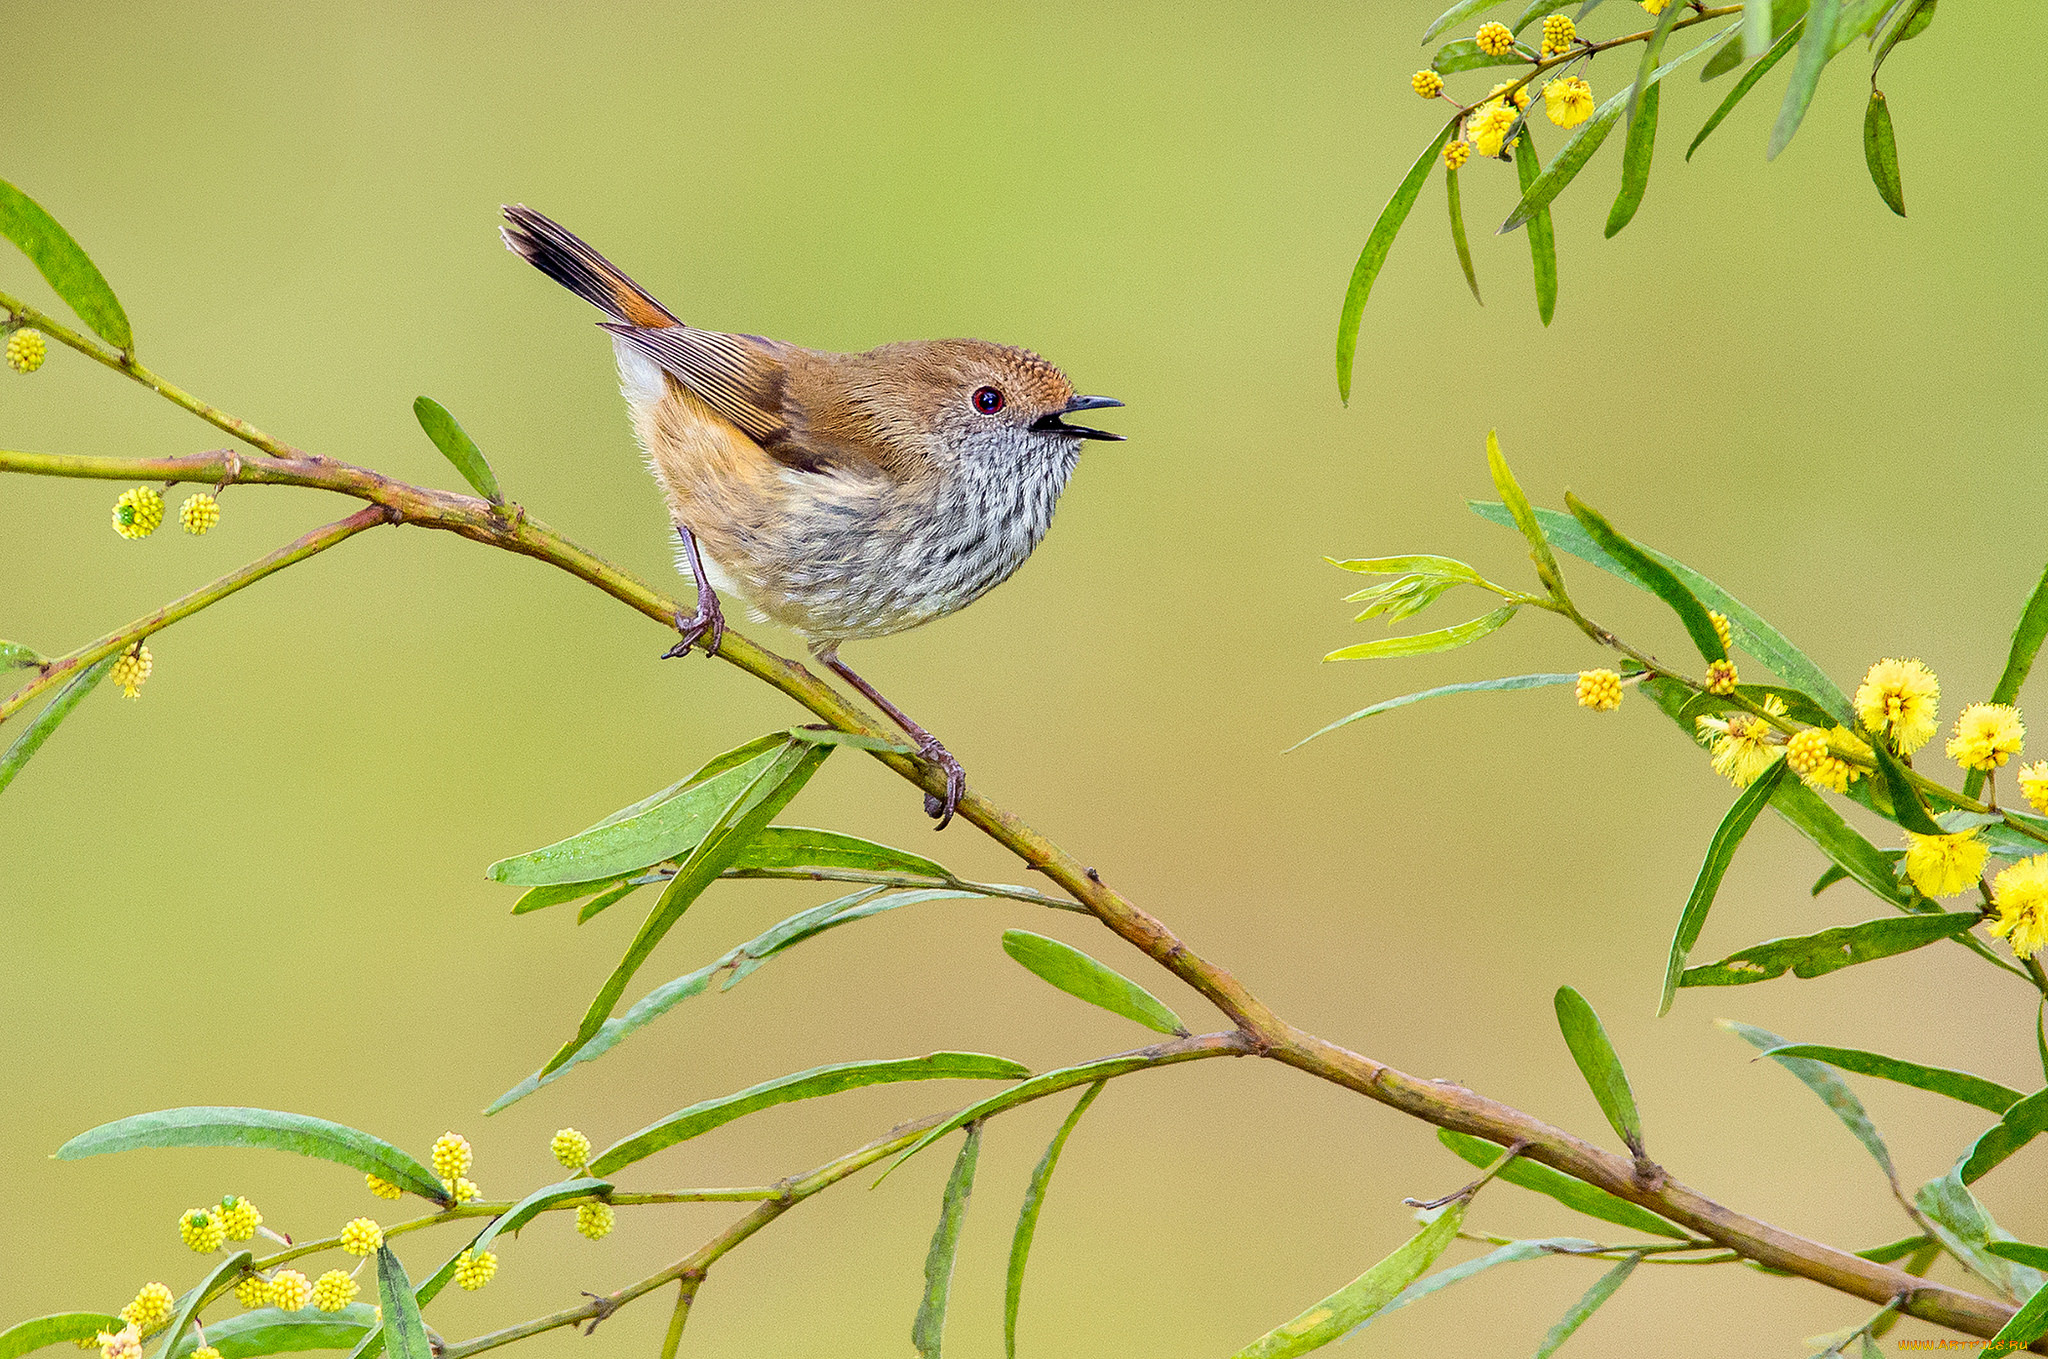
[311,1271,357,1313]
[365,1173,402,1201]
[442,1176,480,1204]
[1543,76,1594,129]
[1540,13,1576,55]
[95,1329,140,1359]
[551,1128,592,1170]
[111,643,152,700]
[453,1249,498,1292]
[339,1217,383,1257]
[179,493,221,536]
[2016,761,2048,816]
[7,328,47,373]
[1903,831,1989,898]
[234,1277,268,1310]
[192,1348,221,1359]
[1412,69,1444,99]
[1785,728,1860,793]
[1488,80,1531,111]
[1475,21,1515,56]
[575,1201,615,1241]
[1697,697,1786,788]
[118,1284,173,1334]
[1442,139,1472,169]
[431,1131,473,1181]
[112,487,164,540]
[1642,0,1672,12]
[267,1270,312,1312]
[1708,610,1733,652]
[1704,659,1738,696]
[1990,856,2048,960]
[1855,658,1940,754]
[219,1196,261,1241]
[179,1207,226,1253]
[1468,102,1519,158]
[1576,669,1623,712]
[1947,702,2025,772]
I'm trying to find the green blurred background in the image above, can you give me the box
[3,2,2042,1353]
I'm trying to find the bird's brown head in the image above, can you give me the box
[849,339,1121,474]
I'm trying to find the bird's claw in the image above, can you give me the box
[661,597,725,660]
[918,739,966,830]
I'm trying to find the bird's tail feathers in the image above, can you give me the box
[500,205,679,330]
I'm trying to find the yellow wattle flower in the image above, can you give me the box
[431,1131,473,1181]
[1902,831,1988,898]
[1469,103,1519,158]
[219,1195,261,1241]
[576,1200,615,1240]
[1990,856,2048,960]
[7,328,46,373]
[1412,69,1444,99]
[266,1270,312,1312]
[2017,761,2048,817]
[1576,668,1623,712]
[118,1284,173,1333]
[365,1173,402,1201]
[1442,139,1472,170]
[1704,659,1739,696]
[1854,658,1940,754]
[111,643,152,700]
[234,1277,268,1310]
[112,487,165,540]
[551,1128,592,1170]
[179,1207,226,1253]
[1947,702,2024,772]
[340,1217,383,1257]
[1543,76,1594,129]
[311,1270,358,1312]
[454,1249,498,1291]
[1475,21,1514,56]
[179,493,221,535]
[1540,13,1576,56]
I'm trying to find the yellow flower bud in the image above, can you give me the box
[1575,669,1623,712]
[7,328,46,373]
[179,1207,226,1253]
[431,1132,473,1181]
[551,1128,592,1170]
[1540,13,1576,56]
[1475,21,1514,56]
[111,643,152,700]
[266,1270,312,1312]
[1412,69,1444,99]
[1442,139,1472,170]
[118,1284,174,1333]
[340,1217,384,1257]
[112,487,164,540]
[219,1196,261,1241]
[453,1249,498,1291]
[1704,660,1738,696]
[311,1270,358,1312]
[576,1201,615,1241]
[179,493,221,535]
[365,1173,403,1201]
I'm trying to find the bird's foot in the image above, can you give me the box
[661,593,725,660]
[917,737,966,830]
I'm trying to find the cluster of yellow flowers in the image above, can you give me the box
[453,1248,498,1292]
[111,643,152,700]
[6,327,46,373]
[551,1126,592,1170]
[110,485,221,539]
[1576,668,1624,712]
[431,1130,481,1203]
[339,1217,384,1257]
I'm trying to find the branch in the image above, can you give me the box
[3,286,2039,1348]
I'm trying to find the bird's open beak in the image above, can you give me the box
[1032,395,1124,441]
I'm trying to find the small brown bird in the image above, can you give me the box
[501,206,1121,827]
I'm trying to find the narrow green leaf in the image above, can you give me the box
[153,1252,253,1359]
[1829,0,1888,52]
[0,655,117,798]
[1681,912,1975,988]
[513,876,632,915]
[1915,1171,2043,1301]
[371,1247,431,1359]
[1005,1083,1105,1359]
[1859,1234,1933,1264]
[1554,987,1644,1155]
[411,398,502,504]
[1985,1276,2048,1355]
[589,1052,1026,1175]
[1331,554,1485,579]
[1770,0,1841,158]
[1719,1020,1894,1183]
[575,879,644,923]
[347,1235,474,1359]
[1322,605,1517,663]
[0,180,132,350]
[57,1107,445,1202]
[1862,90,1905,216]
[1869,739,1943,834]
[1423,0,1510,43]
[1351,1238,1598,1337]
[1446,168,1481,305]
[912,1124,984,1359]
[1500,97,1624,235]
[1957,1089,2048,1185]
[1437,1130,1688,1238]
[1230,1203,1465,1358]
[1606,82,1658,238]
[1535,1252,1642,1357]
[784,725,913,754]
[1290,673,1579,751]
[1702,29,1745,80]
[162,1307,376,1359]
[472,1177,611,1255]
[1660,761,1789,1016]
[0,1316,124,1359]
[1483,431,1563,595]
[1758,1045,2022,1115]
[1690,18,1805,158]
[731,826,950,879]
[1429,39,1527,73]
[488,888,987,1111]
[1991,1242,2048,1272]
[1337,122,1455,402]
[547,739,828,1074]
[0,642,43,670]
[1968,557,2048,800]
[488,741,785,886]
[1871,0,1934,75]
[1002,931,1186,1036]
[1565,494,1726,664]
[1628,0,1685,126]
[2037,997,2047,1086]
[1770,779,1912,905]
[1470,500,1853,721]
[1513,134,1557,326]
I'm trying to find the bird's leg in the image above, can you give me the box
[662,523,725,660]
[815,646,966,829]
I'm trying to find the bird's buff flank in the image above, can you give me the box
[501,206,1120,826]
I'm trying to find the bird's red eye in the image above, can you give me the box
[972,386,1005,415]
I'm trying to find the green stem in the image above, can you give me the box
[656,1278,697,1359]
